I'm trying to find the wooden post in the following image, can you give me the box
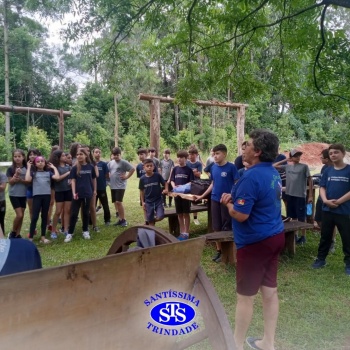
[236,105,246,155]
[149,99,160,156]
[58,109,64,149]
[114,94,119,147]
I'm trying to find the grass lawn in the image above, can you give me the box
[4,174,350,350]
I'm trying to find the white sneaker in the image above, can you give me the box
[64,234,73,243]
[82,231,90,240]
[193,219,200,225]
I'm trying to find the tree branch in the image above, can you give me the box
[187,0,199,60]
[312,4,349,100]
[191,2,324,57]
[323,0,350,8]
[233,0,270,51]
[110,0,157,47]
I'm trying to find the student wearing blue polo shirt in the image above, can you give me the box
[194,144,239,262]
[221,129,284,350]
[312,144,350,275]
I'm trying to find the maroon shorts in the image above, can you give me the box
[236,232,285,296]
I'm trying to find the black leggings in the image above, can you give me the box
[30,195,51,238]
[69,197,91,234]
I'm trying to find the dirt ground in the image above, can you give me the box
[281,142,350,171]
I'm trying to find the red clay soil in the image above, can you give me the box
[281,142,350,170]
[282,143,329,168]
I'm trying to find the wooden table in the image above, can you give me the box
[165,193,212,235]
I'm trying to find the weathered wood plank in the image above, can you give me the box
[0,238,205,350]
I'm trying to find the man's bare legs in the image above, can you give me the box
[234,293,255,350]
[234,286,279,350]
[254,286,279,350]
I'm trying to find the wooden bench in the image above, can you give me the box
[164,204,211,235]
[204,221,314,265]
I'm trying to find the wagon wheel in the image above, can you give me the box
[107,225,236,350]
[107,225,177,254]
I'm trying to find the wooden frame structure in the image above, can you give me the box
[0,105,71,149]
[139,93,248,156]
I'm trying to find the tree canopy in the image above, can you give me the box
[1,0,350,159]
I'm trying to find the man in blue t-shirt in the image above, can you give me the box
[194,144,239,262]
[312,144,350,275]
[221,129,284,350]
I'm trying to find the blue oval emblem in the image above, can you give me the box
[150,302,196,326]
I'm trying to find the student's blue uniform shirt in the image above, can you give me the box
[96,161,109,191]
[139,173,165,203]
[186,160,203,173]
[170,165,194,186]
[210,162,239,202]
[136,162,158,178]
[320,165,350,215]
[231,162,284,249]
[70,164,96,198]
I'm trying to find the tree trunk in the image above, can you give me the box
[174,104,179,132]
[3,0,10,136]
[199,108,203,150]
[114,94,119,147]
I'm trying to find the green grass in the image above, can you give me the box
[4,175,350,350]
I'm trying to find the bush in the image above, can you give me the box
[21,126,52,158]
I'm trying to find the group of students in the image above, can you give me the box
[3,144,137,244]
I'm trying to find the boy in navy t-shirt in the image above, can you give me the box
[187,147,203,225]
[93,147,111,225]
[139,159,168,226]
[312,143,350,275]
[194,144,239,262]
[170,150,194,240]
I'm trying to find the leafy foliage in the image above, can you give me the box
[21,126,52,158]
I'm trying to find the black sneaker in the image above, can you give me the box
[8,232,17,239]
[114,219,123,226]
[96,205,102,213]
[212,251,221,262]
[312,258,326,269]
